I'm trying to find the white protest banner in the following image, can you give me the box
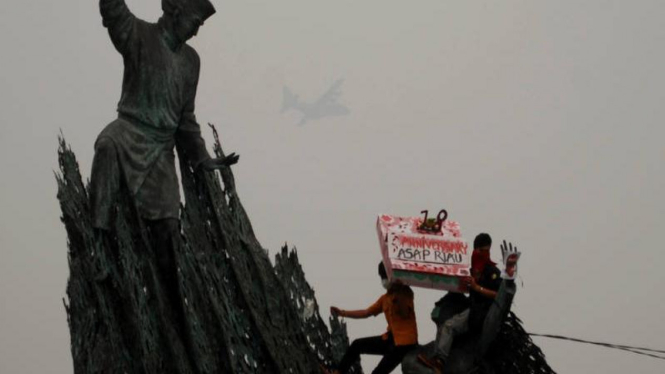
[377,214,471,291]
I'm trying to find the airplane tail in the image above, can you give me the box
[281,86,298,113]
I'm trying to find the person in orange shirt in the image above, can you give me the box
[326,262,418,374]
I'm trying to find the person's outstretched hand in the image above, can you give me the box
[500,240,519,263]
[200,152,239,171]
[500,240,521,280]
[463,276,478,292]
[330,306,344,318]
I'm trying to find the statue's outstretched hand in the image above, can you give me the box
[200,152,240,171]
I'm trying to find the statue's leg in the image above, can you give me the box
[89,137,121,230]
[147,218,184,330]
[147,218,201,373]
[433,309,470,362]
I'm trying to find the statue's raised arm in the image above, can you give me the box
[99,0,137,54]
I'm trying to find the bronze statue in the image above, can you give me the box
[89,1,237,364]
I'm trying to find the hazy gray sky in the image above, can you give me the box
[1,1,664,373]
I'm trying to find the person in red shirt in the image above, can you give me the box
[326,262,418,374]
[418,233,502,373]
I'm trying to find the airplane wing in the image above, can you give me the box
[314,79,344,106]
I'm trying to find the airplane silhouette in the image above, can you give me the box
[281,79,350,126]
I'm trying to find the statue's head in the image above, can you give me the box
[162,0,216,42]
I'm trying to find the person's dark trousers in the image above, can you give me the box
[338,334,416,374]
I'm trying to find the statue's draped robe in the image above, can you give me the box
[91,0,211,227]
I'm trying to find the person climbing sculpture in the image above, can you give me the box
[324,262,419,374]
[417,233,503,373]
[89,0,238,359]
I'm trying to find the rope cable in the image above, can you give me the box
[529,333,665,361]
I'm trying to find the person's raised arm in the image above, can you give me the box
[99,0,137,54]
